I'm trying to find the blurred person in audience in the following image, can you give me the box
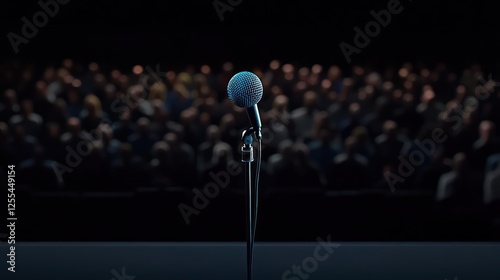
[362,98,388,139]
[127,117,156,161]
[416,86,445,127]
[486,153,500,175]
[267,140,297,188]
[112,109,135,142]
[263,94,294,158]
[197,125,223,172]
[339,102,363,140]
[137,82,161,116]
[66,89,83,118]
[291,90,319,142]
[400,126,441,181]
[148,141,173,187]
[180,107,203,149]
[9,99,43,137]
[472,120,500,170]
[166,82,193,122]
[260,84,283,112]
[0,122,14,167]
[484,159,500,205]
[46,67,69,100]
[112,72,129,94]
[41,122,63,162]
[443,109,478,157]
[148,81,167,104]
[90,72,108,99]
[9,124,37,164]
[326,65,343,93]
[199,112,212,138]
[197,96,223,127]
[80,94,107,131]
[18,144,59,190]
[46,98,68,129]
[415,147,451,191]
[61,117,90,149]
[149,99,182,138]
[215,62,236,101]
[374,120,407,167]
[126,85,151,122]
[351,126,376,162]
[98,123,121,162]
[292,142,324,188]
[33,80,55,121]
[356,85,376,119]
[309,125,341,172]
[16,65,35,99]
[201,142,242,189]
[101,84,121,121]
[326,136,370,189]
[0,89,20,123]
[393,93,423,139]
[110,143,146,190]
[436,153,482,205]
[41,66,57,101]
[219,113,239,149]
[164,132,196,187]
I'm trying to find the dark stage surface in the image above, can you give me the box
[1,242,500,280]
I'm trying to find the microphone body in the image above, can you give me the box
[246,104,262,139]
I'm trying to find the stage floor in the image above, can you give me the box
[2,242,500,279]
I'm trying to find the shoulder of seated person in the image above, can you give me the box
[8,114,22,123]
[354,154,369,165]
[374,134,387,144]
[333,153,348,164]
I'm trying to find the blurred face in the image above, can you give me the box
[165,133,178,147]
[22,100,33,115]
[4,90,16,104]
[67,118,80,134]
[304,92,316,108]
[68,91,79,103]
[479,122,495,140]
[320,129,332,143]
[207,126,219,141]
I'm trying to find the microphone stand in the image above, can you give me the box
[241,128,258,280]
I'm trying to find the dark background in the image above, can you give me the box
[1,0,500,69]
[1,0,500,242]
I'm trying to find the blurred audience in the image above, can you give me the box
[0,59,498,209]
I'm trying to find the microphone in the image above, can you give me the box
[227,71,263,140]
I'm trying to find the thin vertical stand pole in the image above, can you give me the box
[241,132,255,280]
[244,160,253,280]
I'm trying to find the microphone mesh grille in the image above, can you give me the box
[227,71,263,108]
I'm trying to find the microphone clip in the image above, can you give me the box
[241,128,255,163]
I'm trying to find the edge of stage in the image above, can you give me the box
[2,242,500,279]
